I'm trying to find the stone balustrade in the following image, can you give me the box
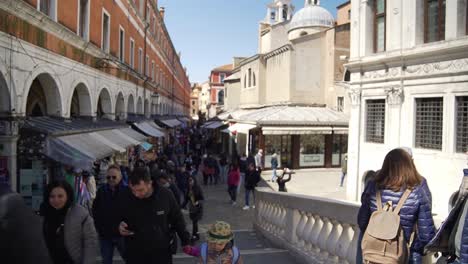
[254,187,437,264]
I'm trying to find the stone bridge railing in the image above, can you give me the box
[254,187,436,264]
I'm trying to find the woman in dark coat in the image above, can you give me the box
[358,148,436,264]
[42,180,98,264]
[182,175,205,242]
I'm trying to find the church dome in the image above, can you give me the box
[288,4,335,32]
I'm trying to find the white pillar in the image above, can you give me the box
[359,0,374,56]
[385,86,403,148]
[346,87,362,201]
[446,0,467,40]
[278,6,284,22]
[386,0,402,51]
[350,0,361,58]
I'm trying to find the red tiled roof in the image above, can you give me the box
[212,64,233,72]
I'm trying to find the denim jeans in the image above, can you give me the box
[100,237,125,264]
[237,173,245,194]
[245,188,256,206]
[271,168,277,182]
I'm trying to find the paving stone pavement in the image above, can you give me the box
[261,168,348,200]
[97,176,298,263]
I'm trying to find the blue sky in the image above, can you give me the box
[158,0,346,83]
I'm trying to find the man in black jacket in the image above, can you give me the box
[118,167,191,264]
[92,164,128,264]
[0,182,51,264]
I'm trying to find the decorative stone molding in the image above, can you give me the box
[385,86,404,106]
[347,88,361,106]
[404,58,468,77]
[362,67,401,80]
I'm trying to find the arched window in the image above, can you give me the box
[248,68,252,87]
[253,72,256,86]
[218,90,224,105]
[244,74,247,88]
[344,70,351,82]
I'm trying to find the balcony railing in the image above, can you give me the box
[254,187,436,264]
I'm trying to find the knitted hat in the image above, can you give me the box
[207,221,234,243]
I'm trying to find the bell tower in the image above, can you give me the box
[264,0,294,24]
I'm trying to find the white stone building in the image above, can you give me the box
[198,81,211,116]
[219,0,351,169]
[345,0,468,217]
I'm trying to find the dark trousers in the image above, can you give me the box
[99,237,125,264]
[192,220,199,236]
[126,251,172,264]
[203,173,214,185]
[228,185,238,202]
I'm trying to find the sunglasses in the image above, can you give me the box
[107,175,117,180]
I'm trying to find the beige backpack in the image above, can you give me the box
[361,189,413,264]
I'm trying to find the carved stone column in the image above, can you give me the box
[346,87,362,201]
[385,86,404,147]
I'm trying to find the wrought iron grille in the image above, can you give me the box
[415,97,443,150]
[366,99,386,143]
[456,96,468,153]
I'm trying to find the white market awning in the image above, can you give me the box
[119,127,148,142]
[160,119,182,128]
[95,129,139,148]
[228,123,256,134]
[90,132,126,153]
[262,126,348,135]
[134,122,165,138]
[56,133,118,160]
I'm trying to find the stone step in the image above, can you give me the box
[96,230,298,263]
[98,249,297,264]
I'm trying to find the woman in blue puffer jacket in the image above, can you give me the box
[358,148,436,264]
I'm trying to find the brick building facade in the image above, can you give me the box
[0,0,191,189]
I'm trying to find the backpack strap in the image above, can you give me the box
[394,189,412,215]
[376,191,383,211]
[232,246,240,264]
[200,242,208,264]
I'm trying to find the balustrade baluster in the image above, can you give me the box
[309,215,323,258]
[295,211,306,247]
[336,223,353,263]
[316,217,333,263]
[345,225,359,264]
[326,220,343,263]
[302,213,314,251]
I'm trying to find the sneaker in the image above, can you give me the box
[232,201,237,206]
[242,205,250,210]
[252,205,256,209]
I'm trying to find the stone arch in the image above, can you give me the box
[97,87,113,119]
[115,92,126,120]
[0,70,10,114]
[136,96,143,115]
[25,73,63,117]
[127,94,135,114]
[218,90,225,105]
[69,80,93,117]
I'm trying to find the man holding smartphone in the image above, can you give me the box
[118,167,191,264]
[93,165,128,264]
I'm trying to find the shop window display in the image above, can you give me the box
[300,135,325,167]
[332,134,348,166]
